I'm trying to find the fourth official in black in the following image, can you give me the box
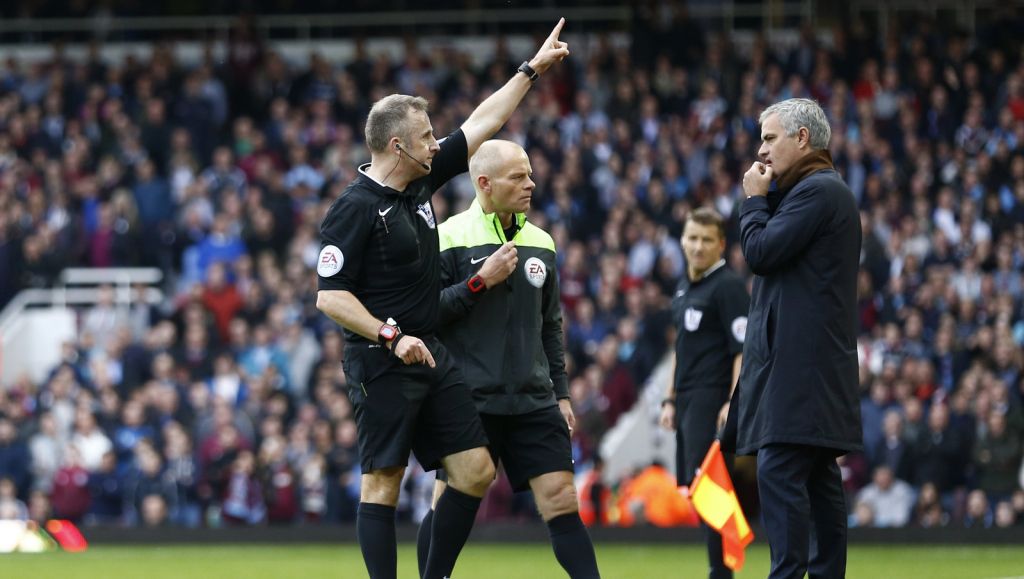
[659,207,749,579]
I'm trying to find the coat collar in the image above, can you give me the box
[775,149,835,195]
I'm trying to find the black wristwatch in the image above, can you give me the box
[518,61,539,83]
[661,398,676,409]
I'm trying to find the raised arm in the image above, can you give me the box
[461,18,570,157]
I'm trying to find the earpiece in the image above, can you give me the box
[394,142,430,171]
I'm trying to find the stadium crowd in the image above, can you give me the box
[1,7,1024,530]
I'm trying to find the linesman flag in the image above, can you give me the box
[688,440,754,571]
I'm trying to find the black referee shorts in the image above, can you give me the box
[675,386,731,485]
[439,405,574,492]
[342,337,488,473]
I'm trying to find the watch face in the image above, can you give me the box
[380,325,397,340]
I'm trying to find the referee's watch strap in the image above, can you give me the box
[517,61,539,83]
[388,333,408,355]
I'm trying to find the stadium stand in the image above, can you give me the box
[0,2,1023,532]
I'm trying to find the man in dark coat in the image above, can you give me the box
[727,98,862,578]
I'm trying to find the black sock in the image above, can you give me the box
[422,487,482,579]
[417,509,434,577]
[357,502,397,579]
[547,512,601,579]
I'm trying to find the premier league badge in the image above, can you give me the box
[416,202,436,229]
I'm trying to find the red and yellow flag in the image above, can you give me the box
[688,440,754,571]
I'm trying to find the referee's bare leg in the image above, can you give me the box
[531,470,601,578]
[422,469,600,578]
[422,447,494,579]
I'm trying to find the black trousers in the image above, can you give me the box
[676,387,732,579]
[757,444,848,579]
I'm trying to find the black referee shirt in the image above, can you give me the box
[317,130,469,343]
[671,259,750,392]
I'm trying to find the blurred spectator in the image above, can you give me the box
[911,482,949,528]
[27,490,53,525]
[324,418,359,523]
[993,500,1017,528]
[113,399,155,464]
[578,456,610,528]
[0,417,31,499]
[192,214,246,284]
[854,466,915,527]
[972,412,1022,500]
[70,409,113,472]
[125,443,177,526]
[221,449,265,525]
[201,146,246,196]
[140,493,170,527]
[50,447,91,522]
[80,284,128,352]
[593,335,636,427]
[201,261,243,343]
[0,477,28,520]
[258,434,298,525]
[963,489,993,528]
[87,450,124,525]
[910,403,966,494]
[848,500,875,528]
[28,411,64,494]
[872,409,913,481]
[614,462,697,528]
[163,423,200,527]
[132,158,174,267]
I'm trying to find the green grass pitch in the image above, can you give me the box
[3,543,1023,578]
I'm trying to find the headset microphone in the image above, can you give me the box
[395,143,430,171]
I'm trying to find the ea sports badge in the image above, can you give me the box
[317,245,344,277]
[524,257,547,288]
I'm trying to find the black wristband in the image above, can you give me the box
[661,398,676,409]
[518,61,539,83]
[388,333,408,355]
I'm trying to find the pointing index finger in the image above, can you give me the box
[548,17,565,42]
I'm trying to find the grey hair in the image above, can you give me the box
[759,98,831,150]
[364,94,429,153]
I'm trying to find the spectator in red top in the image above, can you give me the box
[50,446,91,523]
[595,335,637,427]
[201,261,242,343]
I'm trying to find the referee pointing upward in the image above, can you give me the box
[315,19,569,579]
